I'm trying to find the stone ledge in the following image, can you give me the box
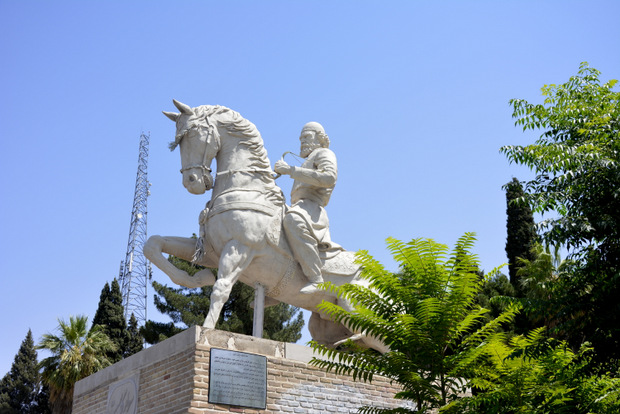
[74,326,200,396]
[196,328,319,363]
[73,327,411,413]
[74,327,319,397]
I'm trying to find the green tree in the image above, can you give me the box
[92,280,127,363]
[310,234,520,413]
[92,279,143,360]
[502,62,619,254]
[458,329,620,414]
[0,330,49,414]
[143,255,303,344]
[37,316,116,414]
[514,243,572,331]
[504,177,538,295]
[476,272,516,327]
[501,62,620,363]
[504,177,540,337]
[32,385,50,414]
[125,314,143,358]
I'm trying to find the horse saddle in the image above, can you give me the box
[319,248,360,277]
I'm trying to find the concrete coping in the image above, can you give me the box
[74,327,319,397]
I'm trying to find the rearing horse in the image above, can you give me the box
[144,100,386,352]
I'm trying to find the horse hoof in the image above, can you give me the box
[194,269,216,286]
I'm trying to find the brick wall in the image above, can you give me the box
[73,327,412,413]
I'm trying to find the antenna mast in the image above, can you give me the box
[119,132,152,325]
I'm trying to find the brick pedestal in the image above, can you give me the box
[73,327,411,413]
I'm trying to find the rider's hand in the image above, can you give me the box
[274,160,293,175]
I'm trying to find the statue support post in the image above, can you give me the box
[252,283,265,338]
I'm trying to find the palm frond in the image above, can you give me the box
[37,314,116,408]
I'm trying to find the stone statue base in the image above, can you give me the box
[73,327,412,413]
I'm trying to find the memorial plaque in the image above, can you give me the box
[208,348,267,409]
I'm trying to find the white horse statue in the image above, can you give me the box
[144,100,386,352]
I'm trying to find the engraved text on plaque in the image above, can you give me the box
[208,348,267,409]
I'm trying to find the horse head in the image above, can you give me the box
[163,99,220,194]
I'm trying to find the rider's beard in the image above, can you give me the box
[300,142,320,158]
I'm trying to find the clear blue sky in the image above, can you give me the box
[1,1,618,375]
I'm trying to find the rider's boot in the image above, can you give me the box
[282,215,325,294]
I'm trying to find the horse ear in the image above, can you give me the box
[173,99,194,115]
[163,111,180,122]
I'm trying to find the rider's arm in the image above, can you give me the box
[289,148,337,188]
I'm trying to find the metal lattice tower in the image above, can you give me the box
[119,132,152,326]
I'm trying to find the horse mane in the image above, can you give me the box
[203,105,271,170]
[196,105,285,207]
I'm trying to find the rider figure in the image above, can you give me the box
[274,122,337,294]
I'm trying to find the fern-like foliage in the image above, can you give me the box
[310,233,520,413]
[451,330,620,414]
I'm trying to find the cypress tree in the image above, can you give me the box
[505,177,538,295]
[0,330,50,414]
[125,314,143,358]
[92,279,128,363]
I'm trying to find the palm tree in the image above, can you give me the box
[36,315,116,414]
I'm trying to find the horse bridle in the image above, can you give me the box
[178,124,216,185]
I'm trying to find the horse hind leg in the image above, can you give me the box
[335,296,390,353]
[327,325,389,354]
[308,312,353,346]
[203,240,254,329]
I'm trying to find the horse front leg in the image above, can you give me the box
[144,235,216,288]
[204,240,254,329]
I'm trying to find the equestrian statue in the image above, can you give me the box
[144,100,386,352]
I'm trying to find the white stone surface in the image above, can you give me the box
[275,121,338,294]
[145,101,387,352]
